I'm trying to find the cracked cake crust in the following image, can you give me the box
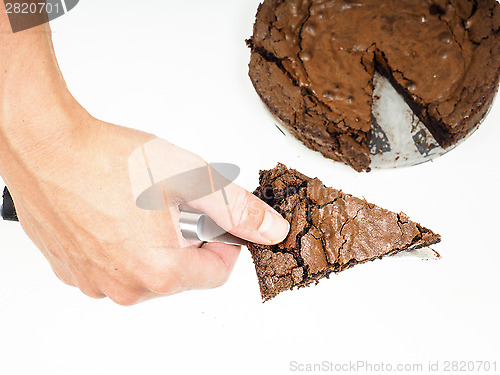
[247,163,441,301]
[247,0,500,172]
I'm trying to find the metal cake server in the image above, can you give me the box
[1,186,438,259]
[179,211,246,246]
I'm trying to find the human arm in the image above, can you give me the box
[0,4,289,304]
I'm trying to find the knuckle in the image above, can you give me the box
[213,273,230,289]
[54,272,73,286]
[73,273,104,300]
[133,254,183,294]
[49,264,74,286]
[232,190,264,228]
[79,286,105,300]
[232,190,251,220]
[139,271,180,294]
[107,289,143,306]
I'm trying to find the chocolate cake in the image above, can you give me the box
[247,0,500,172]
[248,164,441,301]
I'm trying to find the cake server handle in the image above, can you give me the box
[1,187,18,222]
[179,211,247,246]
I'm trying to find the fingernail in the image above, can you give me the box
[258,210,290,244]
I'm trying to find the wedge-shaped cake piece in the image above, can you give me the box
[248,164,441,301]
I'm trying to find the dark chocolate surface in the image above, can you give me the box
[247,163,441,301]
[248,0,500,172]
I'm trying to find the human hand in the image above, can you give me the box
[0,110,290,305]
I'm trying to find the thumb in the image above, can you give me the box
[182,181,290,245]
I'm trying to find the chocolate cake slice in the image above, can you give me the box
[247,0,500,172]
[248,164,441,301]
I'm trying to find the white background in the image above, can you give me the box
[1,1,499,374]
